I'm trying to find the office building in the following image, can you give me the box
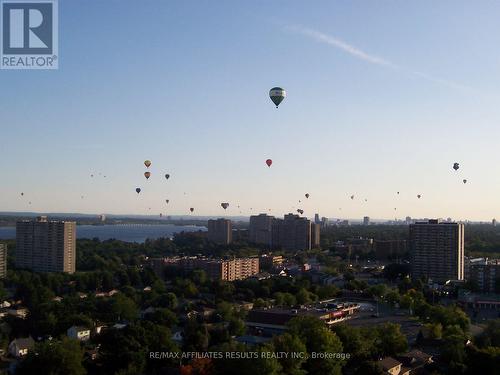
[409,219,464,282]
[363,216,370,225]
[16,216,76,274]
[207,218,232,245]
[314,213,320,224]
[249,214,274,246]
[272,214,312,251]
[0,243,7,278]
[469,259,500,293]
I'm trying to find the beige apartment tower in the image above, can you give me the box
[16,216,76,274]
[409,220,464,283]
[207,219,232,245]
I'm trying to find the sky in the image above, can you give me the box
[2,0,500,221]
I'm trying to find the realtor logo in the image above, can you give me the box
[1,0,58,69]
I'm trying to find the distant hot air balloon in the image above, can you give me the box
[20,192,24,196]
[397,192,400,195]
[297,209,304,215]
[144,172,151,179]
[350,195,354,200]
[136,188,141,194]
[81,195,84,199]
[394,207,397,210]
[165,174,170,180]
[160,213,163,217]
[190,208,194,213]
[269,87,286,108]
[28,201,31,205]
[166,199,169,204]
[453,162,459,171]
[463,179,467,184]
[364,198,368,202]
[90,174,94,178]
[144,160,151,168]
[305,193,310,199]
[417,194,421,199]
[221,203,229,210]
[266,159,273,167]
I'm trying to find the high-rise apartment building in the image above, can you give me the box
[16,216,76,274]
[311,223,321,248]
[469,259,500,293]
[272,214,312,251]
[409,220,464,282]
[207,218,232,245]
[0,243,7,278]
[249,214,274,246]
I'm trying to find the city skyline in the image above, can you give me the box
[3,1,500,220]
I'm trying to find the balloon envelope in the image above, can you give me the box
[136,188,141,194]
[269,87,286,108]
[266,159,272,167]
[305,193,309,199]
[165,174,170,179]
[190,208,194,213]
[144,172,151,179]
[453,162,459,171]
[221,203,229,210]
[144,160,151,168]
[463,179,467,184]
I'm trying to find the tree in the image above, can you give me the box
[376,323,408,356]
[287,316,345,375]
[272,333,307,375]
[17,338,86,375]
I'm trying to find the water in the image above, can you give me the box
[0,224,206,243]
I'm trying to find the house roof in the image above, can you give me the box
[12,337,34,349]
[379,356,402,371]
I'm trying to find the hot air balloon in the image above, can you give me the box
[463,179,467,184]
[28,202,31,205]
[397,192,400,195]
[20,192,24,196]
[136,188,141,194]
[417,194,421,199]
[144,160,151,168]
[453,162,459,171]
[166,199,169,204]
[165,174,170,180]
[160,213,163,217]
[221,203,229,210]
[350,195,354,200]
[305,193,310,199]
[90,174,94,178]
[144,172,151,179]
[297,209,304,215]
[190,208,194,213]
[394,208,397,210]
[266,159,272,167]
[364,198,368,202]
[269,87,286,108]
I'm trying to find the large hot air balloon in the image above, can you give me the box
[266,159,273,167]
[190,208,194,213]
[305,193,310,199]
[463,179,467,184]
[144,160,151,168]
[269,87,286,108]
[144,172,151,179]
[221,203,229,210]
[136,188,141,194]
[165,174,170,180]
[453,162,459,171]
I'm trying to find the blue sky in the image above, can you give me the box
[2,0,500,220]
